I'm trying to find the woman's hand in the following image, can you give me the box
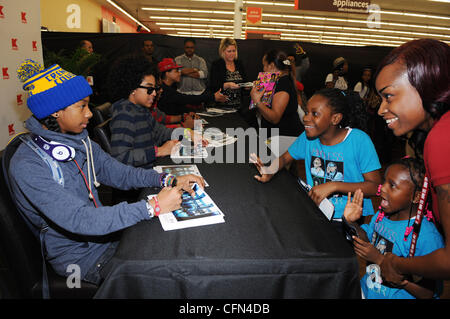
[224,82,240,90]
[343,189,364,223]
[379,252,407,286]
[214,89,228,103]
[151,186,183,214]
[249,153,273,183]
[250,85,265,107]
[156,140,180,157]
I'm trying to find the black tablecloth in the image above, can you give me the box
[94,112,361,299]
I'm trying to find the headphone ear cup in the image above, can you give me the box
[48,140,75,161]
[51,145,74,161]
[32,135,76,162]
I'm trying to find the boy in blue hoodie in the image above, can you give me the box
[10,60,204,287]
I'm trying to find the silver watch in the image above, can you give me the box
[146,200,155,218]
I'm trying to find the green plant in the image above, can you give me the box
[43,47,101,76]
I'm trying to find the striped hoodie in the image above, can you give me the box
[110,98,174,168]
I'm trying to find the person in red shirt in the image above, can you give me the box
[374,38,450,285]
[149,81,197,129]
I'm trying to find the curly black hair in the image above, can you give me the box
[313,88,368,132]
[37,115,61,133]
[106,54,159,102]
[264,49,291,72]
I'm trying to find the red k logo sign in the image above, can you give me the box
[21,12,27,23]
[0,6,4,18]
[2,67,9,79]
[11,38,18,50]
[32,40,38,51]
[17,94,23,106]
[8,124,15,136]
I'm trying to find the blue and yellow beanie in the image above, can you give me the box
[17,59,92,119]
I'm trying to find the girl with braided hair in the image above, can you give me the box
[343,157,444,298]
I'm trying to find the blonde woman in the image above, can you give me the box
[209,38,248,109]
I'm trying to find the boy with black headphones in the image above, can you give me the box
[10,60,204,288]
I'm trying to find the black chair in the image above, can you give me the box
[87,102,111,137]
[91,102,112,127]
[93,119,112,154]
[0,134,98,298]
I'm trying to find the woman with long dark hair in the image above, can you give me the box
[250,49,304,137]
[374,38,450,284]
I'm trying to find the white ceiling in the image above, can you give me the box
[99,0,450,47]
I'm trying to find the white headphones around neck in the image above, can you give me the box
[31,134,75,162]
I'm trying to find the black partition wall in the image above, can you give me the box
[41,32,393,104]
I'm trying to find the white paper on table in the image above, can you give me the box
[203,128,237,147]
[206,107,238,114]
[150,183,225,231]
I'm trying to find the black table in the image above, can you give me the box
[94,112,361,299]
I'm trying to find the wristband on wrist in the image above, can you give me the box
[154,146,158,157]
[153,195,161,217]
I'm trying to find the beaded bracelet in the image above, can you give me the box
[159,173,167,187]
[160,173,177,188]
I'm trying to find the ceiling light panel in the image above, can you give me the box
[141,1,449,46]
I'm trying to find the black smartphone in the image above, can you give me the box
[297,178,311,192]
[342,216,359,241]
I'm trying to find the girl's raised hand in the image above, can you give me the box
[343,189,364,223]
[249,153,273,183]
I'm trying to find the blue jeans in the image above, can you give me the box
[84,242,118,285]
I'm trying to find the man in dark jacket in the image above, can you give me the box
[157,58,227,115]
